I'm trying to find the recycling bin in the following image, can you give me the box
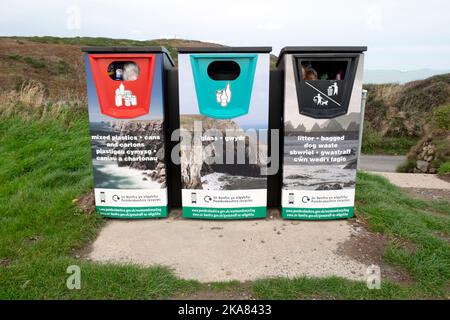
[278,46,367,220]
[177,47,272,219]
[82,46,174,218]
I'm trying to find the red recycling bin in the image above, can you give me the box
[88,53,156,119]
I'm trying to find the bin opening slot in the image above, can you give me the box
[108,61,140,81]
[300,60,347,81]
[207,61,240,81]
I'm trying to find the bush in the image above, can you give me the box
[0,80,86,122]
[396,159,417,173]
[7,54,22,61]
[432,104,450,130]
[438,162,450,175]
[23,56,46,69]
[51,60,74,76]
[362,124,417,155]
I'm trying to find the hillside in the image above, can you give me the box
[0,36,278,100]
[364,69,450,84]
[0,36,228,100]
[1,36,449,156]
[363,74,450,138]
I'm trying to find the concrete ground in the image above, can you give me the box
[88,215,368,282]
[359,155,406,172]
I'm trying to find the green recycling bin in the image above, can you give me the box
[177,47,272,219]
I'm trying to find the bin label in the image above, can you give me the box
[95,188,167,218]
[181,189,267,219]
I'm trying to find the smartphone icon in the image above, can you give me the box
[100,191,106,203]
[191,192,197,204]
[288,193,294,205]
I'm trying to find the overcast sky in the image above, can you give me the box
[1,0,449,70]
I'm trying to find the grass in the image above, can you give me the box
[0,114,201,299]
[353,173,450,297]
[252,277,413,299]
[432,104,450,131]
[361,124,417,155]
[6,54,74,75]
[0,92,449,299]
[7,54,46,69]
[1,35,219,66]
[438,162,450,175]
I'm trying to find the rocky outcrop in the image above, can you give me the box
[412,140,438,173]
[141,162,167,187]
[109,120,166,182]
[400,128,450,174]
[316,183,343,190]
[180,115,267,189]
[343,158,358,169]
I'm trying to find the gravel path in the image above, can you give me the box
[373,172,450,189]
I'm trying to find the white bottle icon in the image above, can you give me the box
[216,82,231,107]
[115,83,137,107]
[124,91,131,107]
[115,88,122,107]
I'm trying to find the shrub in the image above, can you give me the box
[7,54,22,61]
[432,104,450,130]
[396,159,417,173]
[362,124,417,155]
[52,60,74,75]
[0,80,86,121]
[23,56,46,69]
[438,162,450,175]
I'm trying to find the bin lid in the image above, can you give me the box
[81,46,175,66]
[276,46,367,67]
[178,47,272,53]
